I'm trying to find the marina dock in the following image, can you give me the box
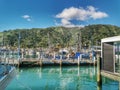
[0,57,96,67]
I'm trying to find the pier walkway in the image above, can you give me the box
[0,57,96,67]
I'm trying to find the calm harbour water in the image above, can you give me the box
[6,66,119,90]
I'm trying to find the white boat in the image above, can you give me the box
[0,64,16,90]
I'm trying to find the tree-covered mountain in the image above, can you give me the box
[0,24,120,49]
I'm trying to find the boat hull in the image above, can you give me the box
[0,67,16,90]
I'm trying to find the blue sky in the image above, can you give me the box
[0,0,120,31]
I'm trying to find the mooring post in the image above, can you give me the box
[40,60,42,67]
[40,55,42,67]
[60,55,62,67]
[97,55,102,89]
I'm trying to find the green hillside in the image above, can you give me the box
[0,24,120,49]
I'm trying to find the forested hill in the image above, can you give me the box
[0,24,120,49]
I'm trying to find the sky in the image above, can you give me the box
[0,0,120,31]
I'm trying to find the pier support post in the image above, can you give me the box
[40,56,43,67]
[40,60,42,67]
[60,60,62,67]
[60,55,62,67]
[93,57,95,66]
[97,55,102,88]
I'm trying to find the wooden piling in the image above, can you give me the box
[60,55,62,67]
[39,55,43,67]
[97,56,102,86]
[40,60,42,67]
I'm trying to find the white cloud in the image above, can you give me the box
[90,11,108,19]
[61,19,71,25]
[22,15,32,21]
[22,15,30,19]
[55,6,108,27]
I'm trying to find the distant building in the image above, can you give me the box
[101,36,120,74]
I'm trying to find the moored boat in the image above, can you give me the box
[0,64,16,90]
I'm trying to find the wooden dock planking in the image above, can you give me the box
[101,70,120,82]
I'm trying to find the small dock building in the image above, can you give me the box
[101,36,120,81]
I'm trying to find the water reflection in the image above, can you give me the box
[102,76,119,90]
[119,82,120,90]
[6,66,119,90]
[37,67,42,78]
[59,66,62,75]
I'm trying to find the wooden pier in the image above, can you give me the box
[0,57,97,67]
[101,70,120,82]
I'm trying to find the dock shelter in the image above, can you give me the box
[101,36,120,81]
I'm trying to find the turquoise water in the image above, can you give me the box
[6,66,119,90]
